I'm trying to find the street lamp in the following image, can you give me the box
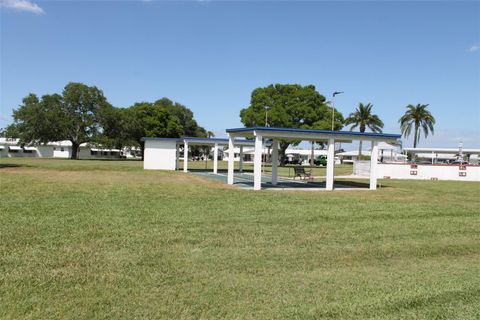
[331,91,344,131]
[264,106,271,127]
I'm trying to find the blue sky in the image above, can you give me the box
[1,0,479,148]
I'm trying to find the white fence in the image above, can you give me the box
[377,163,480,182]
[353,160,371,176]
[353,161,480,181]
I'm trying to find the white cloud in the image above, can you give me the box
[469,43,480,52]
[1,0,44,14]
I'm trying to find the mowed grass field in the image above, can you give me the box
[1,158,479,320]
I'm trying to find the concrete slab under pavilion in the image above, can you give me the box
[193,171,372,191]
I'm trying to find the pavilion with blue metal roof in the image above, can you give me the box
[225,126,401,191]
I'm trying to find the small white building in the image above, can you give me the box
[142,137,255,172]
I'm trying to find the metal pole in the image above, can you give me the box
[311,141,315,174]
[331,94,335,131]
[331,91,343,131]
[264,106,270,127]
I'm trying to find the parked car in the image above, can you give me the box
[310,155,327,166]
[451,160,469,165]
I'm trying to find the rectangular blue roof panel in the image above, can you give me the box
[226,126,401,139]
[141,137,182,142]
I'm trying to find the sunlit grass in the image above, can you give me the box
[1,158,479,319]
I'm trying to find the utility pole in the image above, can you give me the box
[264,106,271,127]
[331,91,344,131]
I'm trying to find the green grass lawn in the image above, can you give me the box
[1,158,479,319]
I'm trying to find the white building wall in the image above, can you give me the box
[144,140,177,170]
[53,147,71,158]
[78,147,120,159]
[377,163,480,182]
[36,146,54,158]
[353,160,371,176]
[1,147,36,158]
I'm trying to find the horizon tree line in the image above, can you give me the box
[2,82,435,160]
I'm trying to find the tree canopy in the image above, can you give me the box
[240,84,343,162]
[121,98,207,157]
[345,102,384,156]
[6,83,111,159]
[6,83,208,159]
[399,104,435,148]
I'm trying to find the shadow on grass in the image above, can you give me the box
[79,158,142,162]
[186,168,254,173]
[0,163,31,169]
[47,158,142,162]
[335,180,371,188]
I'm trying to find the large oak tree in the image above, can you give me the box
[7,82,111,159]
[122,98,208,158]
[240,84,343,162]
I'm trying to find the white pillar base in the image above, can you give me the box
[183,142,188,173]
[239,146,244,172]
[271,139,278,185]
[253,134,263,190]
[370,141,379,190]
[227,136,234,185]
[326,138,335,191]
[213,143,218,174]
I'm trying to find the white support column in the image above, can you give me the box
[183,141,188,173]
[239,146,244,172]
[271,139,278,185]
[370,141,379,190]
[213,143,218,174]
[253,134,263,190]
[176,143,180,170]
[326,138,335,191]
[227,136,235,185]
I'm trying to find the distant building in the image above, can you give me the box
[337,142,407,164]
[403,147,480,164]
[0,138,140,159]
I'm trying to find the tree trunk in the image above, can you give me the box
[141,141,145,161]
[359,125,365,158]
[279,141,289,166]
[71,141,79,160]
[413,124,419,149]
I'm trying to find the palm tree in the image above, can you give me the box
[399,104,435,148]
[345,103,384,156]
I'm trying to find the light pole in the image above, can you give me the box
[264,106,271,127]
[331,91,344,131]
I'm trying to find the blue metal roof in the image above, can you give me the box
[141,136,255,143]
[182,137,254,143]
[182,137,229,142]
[141,137,181,142]
[226,126,401,139]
